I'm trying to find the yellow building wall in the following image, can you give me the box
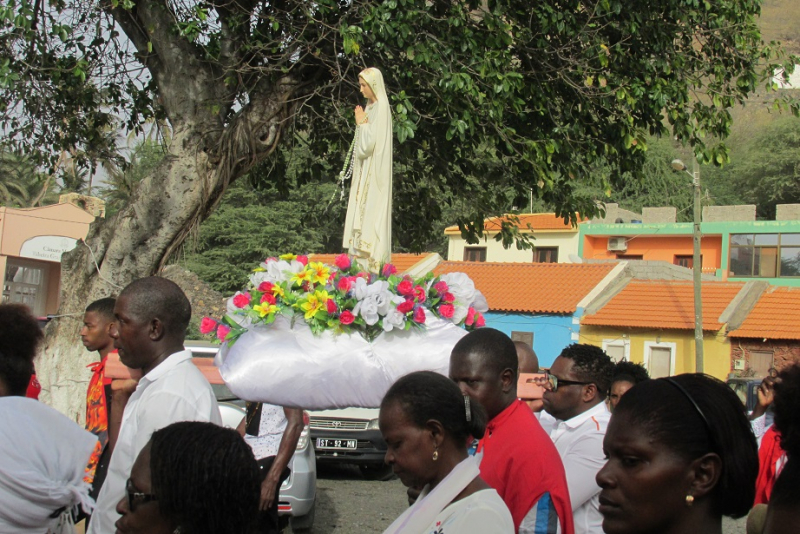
[579,325,731,381]
[447,231,580,263]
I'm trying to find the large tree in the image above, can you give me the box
[1,0,795,418]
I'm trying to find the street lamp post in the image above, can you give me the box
[672,158,704,373]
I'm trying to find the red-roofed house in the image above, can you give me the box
[434,261,623,366]
[444,213,584,264]
[580,280,753,379]
[729,286,800,375]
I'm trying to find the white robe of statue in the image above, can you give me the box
[342,67,393,272]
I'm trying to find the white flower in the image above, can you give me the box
[354,296,380,325]
[439,273,478,322]
[382,309,406,332]
[354,278,390,301]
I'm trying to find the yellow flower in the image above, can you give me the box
[253,303,278,318]
[300,290,329,320]
[280,253,297,261]
[308,262,331,285]
[272,284,285,298]
[290,269,312,286]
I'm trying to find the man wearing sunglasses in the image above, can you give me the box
[542,344,614,534]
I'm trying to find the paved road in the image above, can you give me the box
[290,463,748,534]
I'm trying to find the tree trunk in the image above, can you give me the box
[37,81,297,419]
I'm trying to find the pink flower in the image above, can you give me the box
[334,254,352,270]
[339,310,355,325]
[296,255,309,266]
[232,292,251,308]
[216,324,231,341]
[382,263,397,277]
[265,256,278,263]
[413,307,426,324]
[475,313,486,328]
[413,285,427,303]
[465,307,477,326]
[397,280,414,296]
[397,300,414,314]
[434,281,449,294]
[326,299,338,314]
[438,304,455,319]
[200,317,216,334]
[337,277,353,293]
[261,293,277,305]
[442,292,455,304]
[258,281,274,293]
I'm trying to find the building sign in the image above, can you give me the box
[19,235,78,262]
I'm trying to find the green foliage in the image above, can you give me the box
[0,150,58,207]
[182,178,343,293]
[1,0,797,249]
[709,117,800,218]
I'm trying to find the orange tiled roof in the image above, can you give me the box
[433,261,616,314]
[444,213,583,234]
[308,253,430,273]
[731,286,800,340]
[581,280,745,330]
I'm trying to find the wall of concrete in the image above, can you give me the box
[447,231,580,263]
[485,312,576,367]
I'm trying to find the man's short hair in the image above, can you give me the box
[120,277,191,338]
[85,297,116,322]
[452,328,518,375]
[514,341,539,374]
[557,344,614,400]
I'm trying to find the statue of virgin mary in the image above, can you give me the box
[342,67,393,272]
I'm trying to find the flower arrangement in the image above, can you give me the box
[201,253,486,344]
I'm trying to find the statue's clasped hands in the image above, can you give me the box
[355,105,368,125]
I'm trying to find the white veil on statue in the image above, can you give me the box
[342,67,393,272]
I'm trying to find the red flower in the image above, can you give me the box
[261,293,277,305]
[334,254,352,270]
[442,292,455,303]
[258,281,274,293]
[413,286,427,303]
[339,310,355,325]
[465,307,477,326]
[413,307,426,324]
[434,281,449,294]
[475,313,486,328]
[397,280,414,296]
[200,317,216,334]
[382,263,397,277]
[337,277,353,292]
[438,304,455,319]
[397,300,414,314]
[265,256,278,263]
[326,299,338,314]
[296,255,309,266]
[232,292,251,308]
[216,324,231,342]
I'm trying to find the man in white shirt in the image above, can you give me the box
[87,277,222,534]
[542,344,614,534]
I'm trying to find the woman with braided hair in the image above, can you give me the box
[114,421,260,534]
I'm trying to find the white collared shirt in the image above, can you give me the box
[549,402,610,534]
[87,350,222,534]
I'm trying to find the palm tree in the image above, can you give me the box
[0,151,58,207]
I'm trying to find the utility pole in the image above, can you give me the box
[672,158,704,373]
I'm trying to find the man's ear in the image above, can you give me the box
[581,382,600,403]
[149,318,165,341]
[687,453,722,499]
[500,367,516,394]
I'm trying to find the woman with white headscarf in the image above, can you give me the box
[0,303,97,533]
[342,67,393,272]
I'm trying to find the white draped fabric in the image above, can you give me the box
[342,67,393,272]
[0,397,97,533]
[382,455,481,534]
[217,313,467,409]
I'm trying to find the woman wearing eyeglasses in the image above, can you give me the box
[596,374,758,534]
[114,421,261,534]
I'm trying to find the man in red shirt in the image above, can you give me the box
[450,328,574,534]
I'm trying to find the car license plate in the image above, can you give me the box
[316,438,357,449]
